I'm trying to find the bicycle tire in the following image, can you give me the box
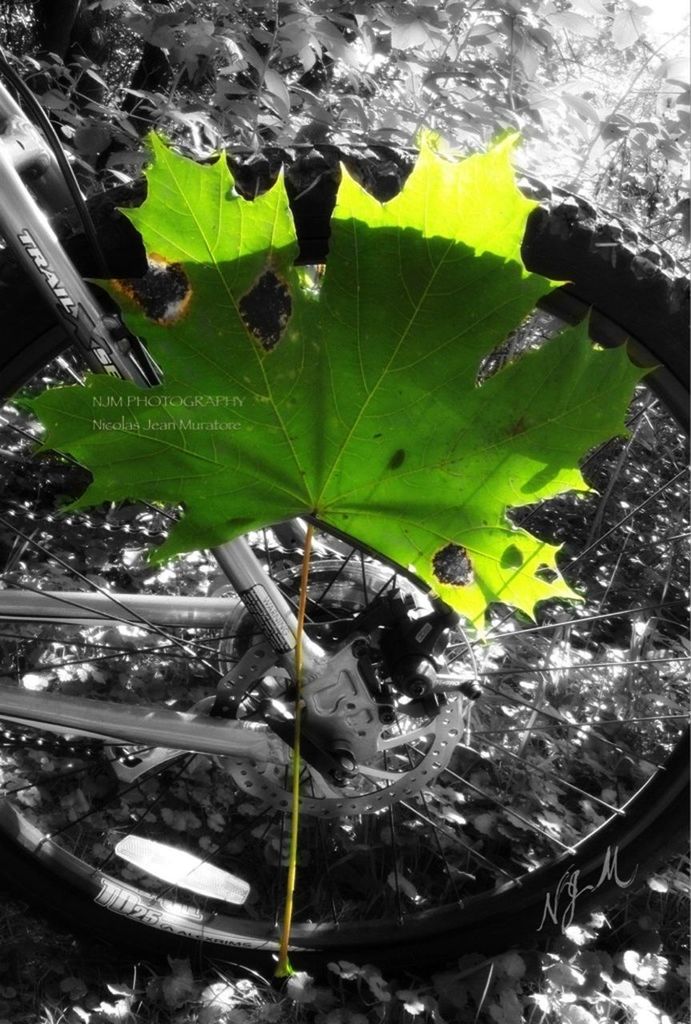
[0,165,687,970]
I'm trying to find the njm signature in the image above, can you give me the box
[538,845,637,932]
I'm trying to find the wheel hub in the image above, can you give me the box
[217,552,468,816]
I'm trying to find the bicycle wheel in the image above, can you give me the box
[0,164,687,969]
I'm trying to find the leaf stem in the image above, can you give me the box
[275,522,314,978]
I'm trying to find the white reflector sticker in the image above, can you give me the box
[114,836,250,905]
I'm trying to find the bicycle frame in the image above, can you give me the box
[0,73,325,756]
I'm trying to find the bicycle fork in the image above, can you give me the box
[0,75,325,741]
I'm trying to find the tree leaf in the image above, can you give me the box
[620,950,669,987]
[387,15,437,51]
[654,56,690,86]
[569,0,608,15]
[561,1006,598,1024]
[23,134,645,626]
[263,69,291,118]
[516,35,540,80]
[285,972,317,1004]
[59,977,88,1000]
[562,93,601,124]
[494,952,526,980]
[473,812,497,836]
[612,6,649,50]
[386,872,423,903]
[488,986,523,1024]
[547,11,600,38]
[160,958,196,1008]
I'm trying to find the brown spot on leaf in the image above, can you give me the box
[507,416,528,438]
[114,254,192,325]
[388,448,405,469]
[239,269,291,351]
[432,544,474,586]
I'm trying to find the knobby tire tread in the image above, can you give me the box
[0,167,687,967]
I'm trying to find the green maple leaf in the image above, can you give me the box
[24,133,644,625]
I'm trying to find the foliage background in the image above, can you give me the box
[1,0,689,248]
[0,1,688,1022]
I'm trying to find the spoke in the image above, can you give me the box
[2,576,222,677]
[356,764,402,782]
[480,679,686,722]
[469,722,670,768]
[441,655,690,682]
[372,572,399,601]
[40,752,196,851]
[314,547,357,605]
[477,681,675,765]
[473,715,687,732]
[309,774,340,926]
[379,724,435,749]
[304,597,340,624]
[464,407,671,638]
[157,809,278,904]
[479,600,687,645]
[0,743,161,794]
[360,551,370,607]
[513,400,669,516]
[99,754,196,872]
[23,650,180,672]
[56,355,85,385]
[480,682,579,720]
[28,640,233,670]
[2,366,687,936]
[481,682,689,732]
[476,458,687,647]
[0,630,75,645]
[568,467,689,569]
[595,532,632,623]
[399,800,519,881]
[274,771,289,927]
[258,534,332,625]
[0,629,232,661]
[657,530,691,545]
[386,788,404,924]
[1,414,182,528]
[0,632,147,653]
[0,414,44,442]
[399,738,464,900]
[3,760,96,793]
[379,724,521,883]
[262,529,274,580]
[309,615,360,629]
[477,737,626,815]
[420,787,465,899]
[442,763,577,853]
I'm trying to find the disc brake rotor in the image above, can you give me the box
[217,547,467,817]
[227,695,463,817]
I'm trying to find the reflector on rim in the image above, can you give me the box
[114,835,250,905]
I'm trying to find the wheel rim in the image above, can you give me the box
[0,308,687,956]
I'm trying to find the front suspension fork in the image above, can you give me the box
[0,76,323,682]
